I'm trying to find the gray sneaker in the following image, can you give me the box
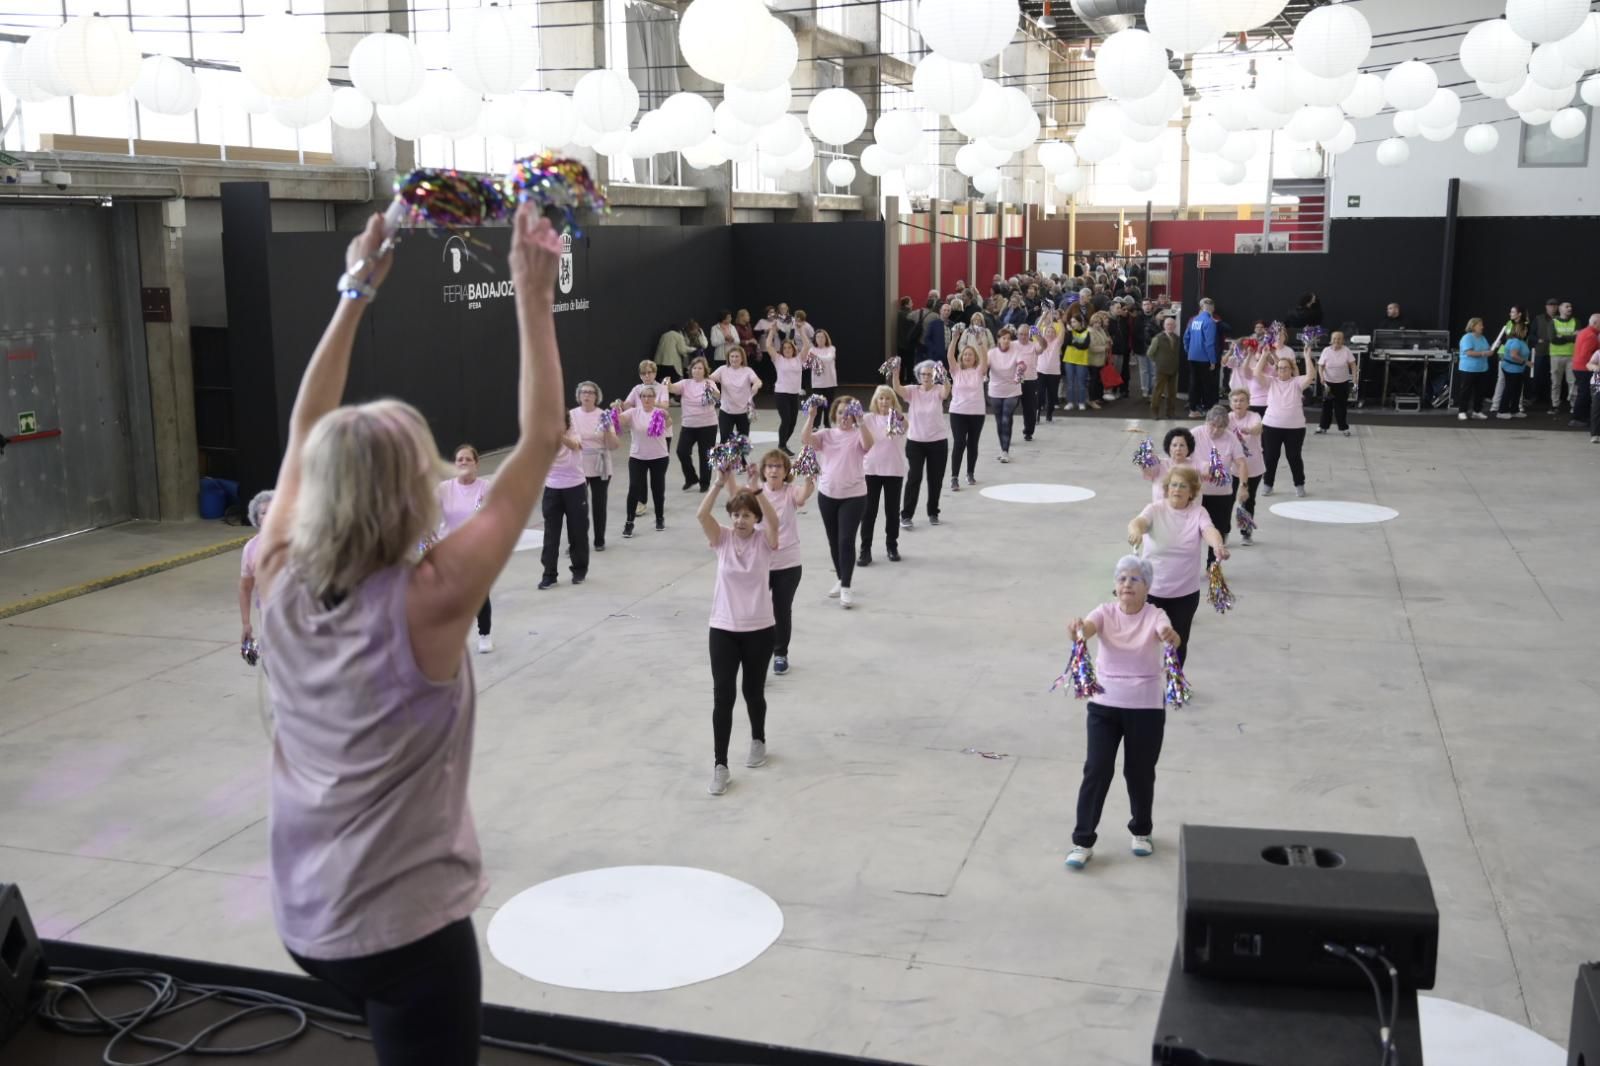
[900,516,913,530]
[746,740,767,768]
[708,764,730,795]
[1295,485,1307,498]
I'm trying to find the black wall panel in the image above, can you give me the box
[1451,217,1600,332]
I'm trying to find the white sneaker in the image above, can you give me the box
[840,587,855,609]
[1591,436,1600,444]
[827,581,841,599]
[999,452,1010,463]
[746,740,767,768]
[708,764,730,795]
[477,635,494,654]
[1458,412,1469,421]
[1131,835,1154,857]
[1496,413,1512,420]
[1065,846,1092,870]
[1471,412,1489,420]
[1295,485,1307,498]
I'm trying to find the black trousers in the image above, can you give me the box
[709,625,774,766]
[1261,425,1305,489]
[950,413,985,476]
[476,597,491,637]
[540,484,590,580]
[813,387,835,428]
[1456,368,1489,415]
[1040,373,1060,419]
[1071,703,1167,849]
[626,456,667,524]
[585,475,610,547]
[768,566,802,659]
[1188,362,1218,411]
[1532,353,1551,409]
[861,475,903,554]
[902,439,947,520]
[1201,493,1232,565]
[1233,474,1262,523]
[1021,379,1039,438]
[1571,370,1592,425]
[1088,366,1105,403]
[1319,380,1351,431]
[677,424,716,488]
[1147,590,1199,668]
[1498,372,1527,416]
[817,492,866,588]
[775,393,801,450]
[288,918,480,1066]
[718,410,751,441]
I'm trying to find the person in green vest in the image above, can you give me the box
[1550,300,1578,414]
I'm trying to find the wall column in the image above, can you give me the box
[929,197,941,295]
[884,194,900,353]
[135,202,199,520]
[966,197,977,289]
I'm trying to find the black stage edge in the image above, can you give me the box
[28,940,911,1066]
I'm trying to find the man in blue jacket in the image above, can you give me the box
[1184,298,1219,416]
[923,301,951,368]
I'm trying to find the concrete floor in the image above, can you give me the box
[1,414,1595,1066]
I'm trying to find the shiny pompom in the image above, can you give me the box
[1234,505,1256,534]
[1133,437,1158,470]
[1164,645,1192,708]
[1207,562,1235,614]
[710,434,752,473]
[793,445,821,478]
[1207,446,1229,487]
[647,408,667,438]
[1050,638,1105,701]
[241,637,260,667]
[886,409,907,436]
[878,356,901,379]
[503,153,609,237]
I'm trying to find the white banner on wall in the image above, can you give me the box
[1035,249,1065,276]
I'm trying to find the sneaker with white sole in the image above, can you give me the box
[1131,835,1154,857]
[708,764,730,795]
[900,517,913,530]
[773,655,789,675]
[1261,484,1275,496]
[477,635,494,654]
[1471,412,1489,420]
[746,740,767,768]
[999,452,1011,463]
[840,587,855,609]
[1295,485,1307,498]
[1065,846,1093,870]
[1458,412,1469,421]
[827,581,841,598]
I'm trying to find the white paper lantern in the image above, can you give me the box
[348,34,423,106]
[1557,13,1600,70]
[1289,149,1322,179]
[988,112,1039,154]
[1127,139,1164,170]
[972,167,1002,196]
[567,119,598,149]
[1036,139,1075,173]
[1320,121,1357,155]
[1186,113,1227,154]
[272,82,333,129]
[631,111,673,157]
[825,158,856,187]
[1520,108,1557,125]
[1095,29,1168,101]
[1218,131,1259,163]
[916,0,1018,65]
[1509,75,1576,112]
[1506,0,1588,44]
[1083,99,1123,131]
[1216,0,1288,32]
[376,98,426,140]
[526,91,578,147]
[1340,73,1385,118]
[953,142,985,177]
[1375,137,1410,166]
[1583,76,1600,108]
[480,95,526,140]
[904,163,935,191]
[1393,110,1421,138]
[758,153,789,179]
[714,102,758,145]
[1250,102,1292,131]
[1215,159,1247,185]
[724,82,789,126]
[593,128,629,156]
[1286,105,1343,144]
[1122,120,1166,143]
[23,31,76,100]
[972,140,1012,168]
[757,113,806,157]
[1,40,52,102]
[1459,20,1534,84]
[1073,126,1120,163]
[1419,122,1457,142]
[419,74,482,139]
[1213,91,1255,132]
[808,87,868,145]
[234,77,273,116]
[1144,0,1223,54]
[1053,166,1084,195]
[988,87,1031,139]
[54,15,140,96]
[1529,43,1583,91]
[682,137,729,170]
[951,80,1007,139]
[1129,169,1157,194]
[1417,88,1462,129]
[133,56,200,116]
[1383,60,1438,112]
[875,111,925,155]
[1123,72,1183,126]
[1462,124,1500,154]
[1478,76,1524,99]
[1252,58,1299,115]
[1292,4,1371,77]
[240,14,330,100]
[448,6,538,95]
[678,0,773,86]
[1291,64,1357,107]
[1550,106,1588,139]
[732,18,797,93]
[783,138,815,172]
[660,92,714,149]
[860,143,892,176]
[574,69,640,133]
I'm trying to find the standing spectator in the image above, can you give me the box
[537,415,589,591]
[709,310,739,365]
[1109,300,1133,401]
[1572,312,1599,437]
[1086,311,1112,409]
[1456,317,1492,422]
[1184,298,1220,416]
[1147,315,1182,420]
[1315,331,1358,436]
[897,296,925,368]
[653,323,694,382]
[1495,330,1531,421]
[1062,311,1092,412]
[734,307,759,363]
[1287,291,1323,333]
[1488,306,1530,415]
[1551,301,1579,419]
[1533,297,1561,411]
[1381,302,1409,331]
[923,302,952,368]
[1134,298,1159,397]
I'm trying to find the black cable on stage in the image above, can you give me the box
[1322,943,1393,1066]
[1356,945,1403,1066]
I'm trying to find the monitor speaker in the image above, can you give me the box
[0,883,43,1051]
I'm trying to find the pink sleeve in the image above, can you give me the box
[1085,603,1109,633]
[1195,505,1215,531]
[1139,503,1159,524]
[1151,607,1172,634]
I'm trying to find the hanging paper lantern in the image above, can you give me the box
[807,87,869,145]
[1288,149,1321,179]
[348,33,423,106]
[1073,126,1120,163]
[1218,131,1259,163]
[1291,63,1357,107]
[1505,0,1588,45]
[1291,4,1371,77]
[757,113,806,157]
[875,111,925,155]
[1186,114,1227,154]
[860,143,892,176]
[240,13,330,100]
[1459,20,1533,85]
[526,91,577,147]
[1320,121,1357,155]
[1286,105,1343,144]
[972,167,1001,196]
[419,73,482,139]
[1583,76,1600,109]
[714,101,758,146]
[1557,13,1600,71]
[133,56,200,117]
[272,82,334,129]
[574,69,639,133]
[1129,169,1157,194]
[825,158,856,187]
[735,17,798,92]
[1,40,53,103]
[724,82,790,126]
[1215,159,1247,185]
[1339,73,1384,118]
[1252,57,1298,115]
[1477,76,1525,100]
[681,137,728,170]
[54,14,140,96]
[1127,139,1164,170]
[954,142,986,177]
[1053,167,1084,195]
[916,0,1018,65]
[1375,137,1410,166]
[1215,0,1288,33]
[1095,29,1168,101]
[783,138,815,172]
[448,6,538,95]
[1383,60,1438,112]
[22,31,76,100]
[376,96,425,140]
[660,91,715,150]
[1144,0,1223,54]
[1520,108,1557,126]
[1123,72,1183,126]
[903,163,935,191]
[1417,88,1462,129]
[1508,75,1576,113]
[951,80,1007,139]
[1036,139,1075,173]
[678,0,773,86]
[911,53,981,115]
[1549,106,1587,139]
[483,96,527,140]
[1462,124,1500,154]
[1528,43,1582,91]
[1212,90,1255,132]
[1393,110,1421,138]
[1419,123,1457,143]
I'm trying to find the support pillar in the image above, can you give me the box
[1023,204,1032,274]
[135,201,199,520]
[1068,198,1078,264]
[884,195,900,355]
[930,197,942,297]
[997,202,1006,279]
[966,197,977,291]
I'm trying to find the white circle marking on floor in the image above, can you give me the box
[979,483,1097,504]
[1419,997,1564,1065]
[747,430,779,444]
[487,865,784,992]
[1268,500,1398,524]
[512,528,545,552]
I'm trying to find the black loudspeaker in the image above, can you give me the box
[1179,825,1438,989]
[0,883,43,1050]
[1572,962,1600,1066]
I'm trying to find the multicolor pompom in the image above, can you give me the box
[1050,638,1105,700]
[503,153,609,237]
[793,445,821,478]
[383,168,510,259]
[878,356,901,379]
[843,399,865,421]
[886,409,907,436]
[1301,325,1327,349]
[1163,645,1192,708]
[1133,437,1158,470]
[1012,360,1027,384]
[802,393,830,414]
[1232,428,1252,458]
[710,434,751,473]
[1207,446,1229,487]
[598,407,617,433]
[803,351,821,371]
[1207,562,1235,614]
[933,363,949,385]
[647,408,667,438]
[240,637,260,667]
[1235,505,1256,534]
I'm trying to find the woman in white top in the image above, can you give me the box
[670,356,721,492]
[808,328,839,417]
[892,359,952,527]
[709,310,739,365]
[709,347,762,442]
[570,381,619,552]
[1315,331,1358,436]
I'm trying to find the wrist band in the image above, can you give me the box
[337,273,378,301]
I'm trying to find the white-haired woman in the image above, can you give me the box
[892,359,951,527]
[859,385,907,566]
[1127,465,1227,669]
[437,443,494,653]
[1189,404,1250,560]
[251,205,566,1065]
[1063,555,1181,871]
[571,381,619,551]
[238,489,275,651]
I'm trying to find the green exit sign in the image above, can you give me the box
[1347,195,1361,208]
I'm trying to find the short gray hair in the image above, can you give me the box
[913,359,941,378]
[1114,554,1153,586]
[575,380,603,404]
[1200,298,1215,310]
[247,489,275,529]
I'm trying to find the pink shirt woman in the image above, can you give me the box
[1137,498,1215,598]
[437,473,492,535]
[676,377,720,429]
[809,336,839,389]
[904,381,949,442]
[545,435,586,490]
[773,337,804,395]
[1318,344,1356,384]
[949,365,987,416]
[761,479,805,571]
[570,401,616,480]
[711,360,761,414]
[1228,408,1266,479]
[810,426,869,498]
[863,411,909,477]
[1037,319,1064,378]
[1264,371,1313,430]
[618,404,670,460]
[1189,423,1245,498]
[1015,336,1041,382]
[986,343,1025,399]
[1084,600,1174,710]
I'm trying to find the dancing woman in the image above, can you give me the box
[709,347,761,441]
[1037,309,1064,422]
[892,359,951,527]
[948,346,987,489]
[751,448,814,677]
[239,489,275,650]
[615,385,670,536]
[770,332,805,451]
[1189,404,1250,556]
[986,327,1027,463]
[1227,388,1265,545]
[437,444,495,653]
[1127,465,1227,668]
[801,394,876,609]
[809,329,839,418]
[571,382,619,551]
[1140,427,1199,504]
[1260,346,1317,498]
[539,414,589,590]
[670,356,720,491]
[859,385,907,566]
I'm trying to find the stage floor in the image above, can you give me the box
[1,414,1594,1065]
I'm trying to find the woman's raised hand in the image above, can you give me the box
[346,212,395,290]
[508,203,563,296]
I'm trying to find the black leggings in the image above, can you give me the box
[718,410,751,441]
[1200,493,1232,565]
[540,484,590,579]
[1319,380,1351,431]
[709,626,774,766]
[1147,590,1199,668]
[1040,373,1059,419]
[861,474,903,553]
[992,395,1020,453]
[1456,368,1489,415]
[476,598,491,637]
[1233,474,1262,522]
[950,413,985,477]
[1261,425,1305,489]
[775,393,801,450]
[769,565,802,658]
[288,918,480,1066]
[1071,703,1166,849]
[626,456,668,524]
[677,424,716,487]
[1021,379,1039,438]
[586,475,609,547]
[902,438,947,520]
[817,492,866,588]
[813,387,835,428]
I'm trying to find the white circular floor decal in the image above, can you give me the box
[1269,500,1398,524]
[747,430,779,444]
[979,483,1096,504]
[1419,997,1564,1065]
[512,528,544,552]
[488,866,783,992]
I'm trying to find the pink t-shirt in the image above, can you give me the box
[621,406,670,460]
[1015,340,1041,381]
[1148,456,1198,503]
[711,365,759,414]
[905,386,949,442]
[677,379,719,428]
[759,482,803,570]
[1190,424,1243,497]
[987,346,1025,398]
[811,427,868,499]
[1086,601,1173,710]
[1264,374,1311,430]
[709,526,775,632]
[1318,346,1355,384]
[949,367,986,415]
[241,534,262,579]
[863,412,909,477]
[626,382,668,410]
[571,405,613,479]
[546,441,585,489]
[774,352,804,394]
[437,476,491,535]
[809,346,838,388]
[1038,324,1064,375]
[1228,411,1266,478]
[1139,501,1214,598]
